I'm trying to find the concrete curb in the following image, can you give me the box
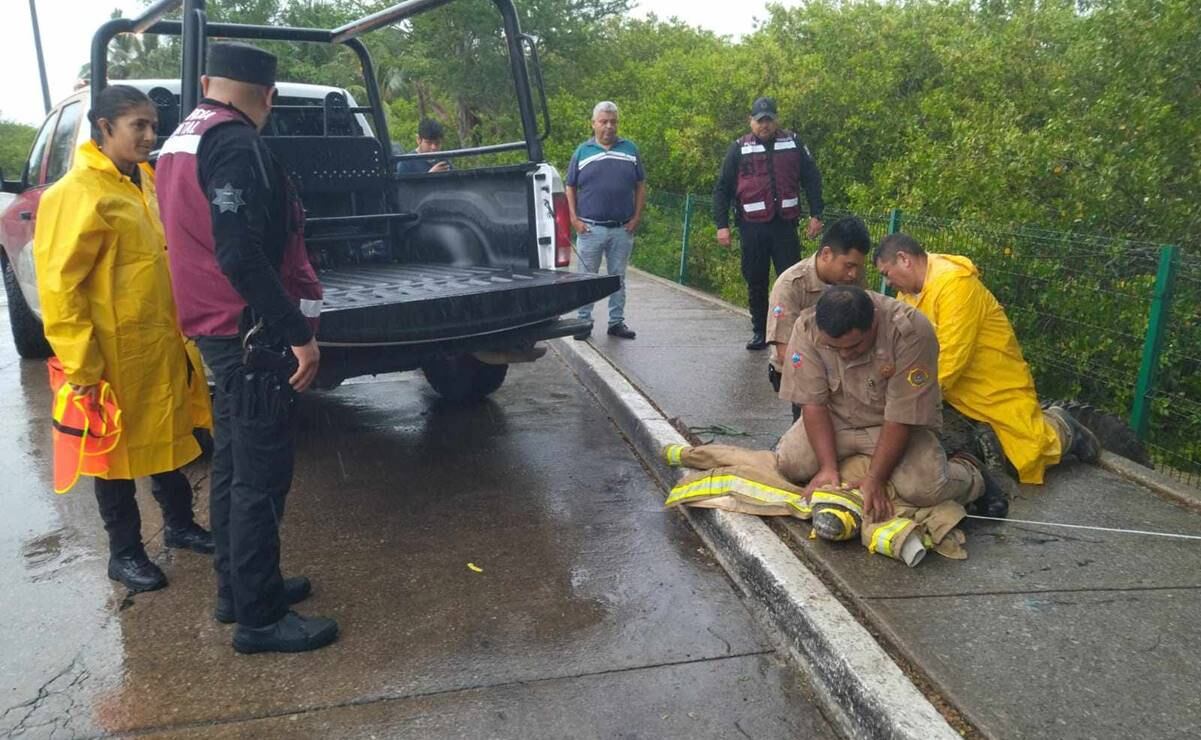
[1099,451,1201,512]
[553,337,958,740]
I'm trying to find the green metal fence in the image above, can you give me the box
[630,191,1201,487]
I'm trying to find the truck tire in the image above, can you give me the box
[421,354,508,402]
[1043,399,1153,468]
[2,255,52,359]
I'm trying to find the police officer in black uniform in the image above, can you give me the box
[158,42,337,654]
[713,97,824,350]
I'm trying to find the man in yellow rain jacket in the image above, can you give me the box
[873,234,1099,485]
[35,85,212,592]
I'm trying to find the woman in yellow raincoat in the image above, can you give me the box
[35,85,214,593]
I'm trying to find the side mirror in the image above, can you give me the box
[0,168,24,195]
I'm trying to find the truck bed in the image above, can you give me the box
[316,263,619,346]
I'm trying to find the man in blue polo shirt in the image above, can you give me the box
[566,100,646,340]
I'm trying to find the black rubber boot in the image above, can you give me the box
[215,576,313,624]
[746,332,767,350]
[1046,405,1102,463]
[954,452,1010,519]
[108,554,167,593]
[233,611,339,654]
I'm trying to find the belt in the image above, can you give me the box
[581,218,628,228]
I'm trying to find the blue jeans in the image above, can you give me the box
[576,224,633,326]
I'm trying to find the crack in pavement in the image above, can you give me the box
[109,650,777,737]
[1,655,89,738]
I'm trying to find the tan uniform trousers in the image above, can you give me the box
[775,420,984,508]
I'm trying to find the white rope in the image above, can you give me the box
[965,514,1201,542]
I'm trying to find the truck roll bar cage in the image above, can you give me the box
[90,0,544,163]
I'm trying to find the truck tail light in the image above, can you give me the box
[552,192,573,267]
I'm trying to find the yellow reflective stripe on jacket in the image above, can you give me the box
[664,444,685,467]
[818,507,858,540]
[869,518,913,558]
[810,488,864,517]
[667,474,813,516]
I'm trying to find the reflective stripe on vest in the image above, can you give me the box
[734,131,804,223]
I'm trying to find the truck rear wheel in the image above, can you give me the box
[2,256,52,359]
[421,354,508,402]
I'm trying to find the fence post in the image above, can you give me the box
[880,208,903,295]
[678,192,694,285]
[1130,244,1180,442]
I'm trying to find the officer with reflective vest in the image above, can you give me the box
[156,42,336,655]
[714,97,824,351]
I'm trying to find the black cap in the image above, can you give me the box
[207,42,277,87]
[751,97,777,121]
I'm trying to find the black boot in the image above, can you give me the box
[954,452,1010,519]
[108,554,167,593]
[233,611,339,654]
[165,523,215,554]
[214,576,313,624]
[746,332,768,350]
[1046,406,1101,463]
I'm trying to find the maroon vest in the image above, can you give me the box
[734,131,803,223]
[157,102,322,338]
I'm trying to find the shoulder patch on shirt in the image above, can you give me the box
[791,352,803,369]
[772,305,784,317]
[906,367,930,388]
[212,183,246,214]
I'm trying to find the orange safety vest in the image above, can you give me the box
[48,358,123,494]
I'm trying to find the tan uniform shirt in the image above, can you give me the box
[767,255,826,368]
[779,292,942,431]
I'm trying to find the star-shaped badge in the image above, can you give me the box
[212,183,246,214]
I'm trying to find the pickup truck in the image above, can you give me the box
[1,0,617,401]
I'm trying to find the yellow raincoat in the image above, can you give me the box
[34,140,210,481]
[897,253,1061,484]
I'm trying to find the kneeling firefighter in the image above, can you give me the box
[156,42,335,654]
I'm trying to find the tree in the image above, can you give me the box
[0,119,37,178]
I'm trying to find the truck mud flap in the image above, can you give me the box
[316,264,619,346]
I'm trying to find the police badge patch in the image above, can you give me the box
[772,305,784,317]
[792,352,803,368]
[212,183,246,214]
[906,367,930,388]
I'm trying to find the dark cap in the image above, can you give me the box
[207,42,277,87]
[750,97,777,121]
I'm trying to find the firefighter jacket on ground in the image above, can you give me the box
[662,443,968,566]
[34,141,206,480]
[897,253,1062,484]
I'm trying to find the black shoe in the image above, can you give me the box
[164,523,215,555]
[746,332,768,351]
[108,554,167,593]
[954,452,1010,519]
[214,576,313,624]
[233,610,339,654]
[607,323,636,339]
[1046,406,1101,463]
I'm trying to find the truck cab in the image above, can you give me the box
[1,0,615,401]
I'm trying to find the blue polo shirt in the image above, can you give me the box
[566,137,645,223]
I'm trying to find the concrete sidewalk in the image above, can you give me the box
[577,268,1201,739]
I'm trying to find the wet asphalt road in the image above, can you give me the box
[0,297,834,738]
